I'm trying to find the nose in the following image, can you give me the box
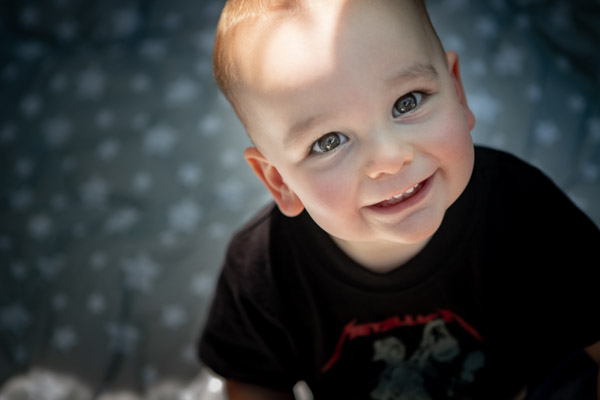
[364,129,414,180]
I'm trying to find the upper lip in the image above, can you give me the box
[366,174,431,207]
[385,182,421,201]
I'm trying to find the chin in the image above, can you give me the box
[388,212,444,245]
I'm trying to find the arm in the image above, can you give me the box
[584,341,600,400]
[226,379,295,400]
[200,214,300,399]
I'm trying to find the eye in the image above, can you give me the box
[310,132,348,154]
[392,92,425,118]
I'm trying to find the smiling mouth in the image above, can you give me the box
[373,181,425,208]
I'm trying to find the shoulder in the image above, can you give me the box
[224,203,279,280]
[470,145,598,247]
[226,204,276,263]
[474,145,543,180]
[221,203,304,297]
[472,146,599,253]
[200,205,303,390]
[472,145,565,202]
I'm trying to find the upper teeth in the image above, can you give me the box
[391,184,418,200]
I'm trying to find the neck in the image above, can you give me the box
[331,236,431,274]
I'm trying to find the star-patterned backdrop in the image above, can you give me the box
[0,0,599,398]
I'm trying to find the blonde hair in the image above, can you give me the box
[213,0,303,119]
[213,0,444,122]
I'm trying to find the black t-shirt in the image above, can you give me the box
[198,146,600,399]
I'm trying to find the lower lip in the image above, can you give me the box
[366,174,433,215]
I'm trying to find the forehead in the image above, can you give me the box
[240,1,436,87]
[235,0,442,137]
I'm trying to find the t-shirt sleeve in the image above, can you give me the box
[526,168,600,340]
[480,148,600,373]
[197,220,299,392]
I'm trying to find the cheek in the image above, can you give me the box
[425,101,473,156]
[430,107,475,192]
[296,165,357,212]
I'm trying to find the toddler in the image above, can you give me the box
[199,0,600,398]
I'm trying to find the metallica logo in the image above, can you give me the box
[322,309,483,372]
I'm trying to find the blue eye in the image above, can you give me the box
[392,92,425,118]
[311,132,348,154]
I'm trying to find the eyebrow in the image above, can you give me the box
[284,62,439,149]
[384,61,439,86]
[284,112,329,149]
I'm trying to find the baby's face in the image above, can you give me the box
[240,0,475,251]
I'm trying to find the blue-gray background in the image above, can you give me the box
[0,0,599,397]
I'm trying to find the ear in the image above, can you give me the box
[446,51,476,131]
[244,147,305,217]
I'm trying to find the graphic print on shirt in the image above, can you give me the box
[370,319,485,400]
[322,310,485,399]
